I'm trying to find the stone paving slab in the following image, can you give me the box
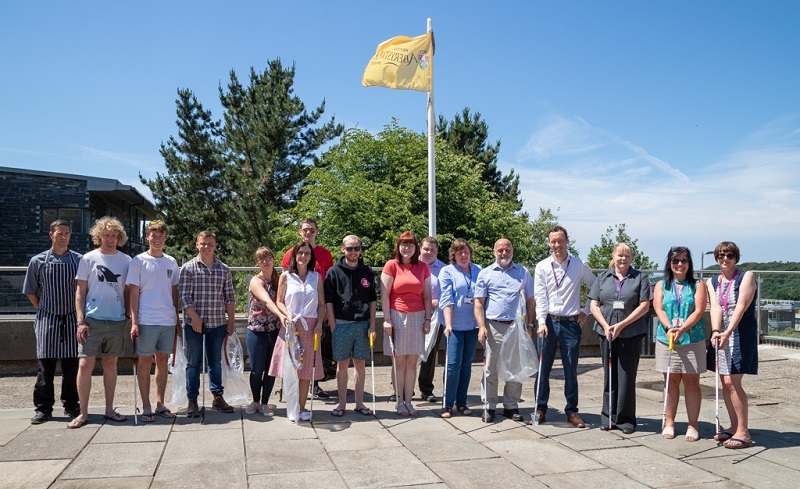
[428,458,549,489]
[392,419,497,463]
[539,427,640,451]
[249,471,348,489]
[51,476,154,488]
[535,467,649,488]
[60,441,163,479]
[92,419,173,443]
[583,445,723,487]
[0,459,69,489]
[329,446,441,488]
[243,414,317,441]
[0,424,97,461]
[246,438,334,475]
[169,408,242,431]
[0,417,30,446]
[315,418,403,451]
[151,428,246,488]
[687,452,800,489]
[484,437,604,476]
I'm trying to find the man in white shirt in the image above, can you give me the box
[128,220,180,421]
[533,226,596,428]
[70,217,131,428]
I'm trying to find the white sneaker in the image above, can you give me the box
[259,404,274,417]
[245,402,260,415]
[299,411,311,421]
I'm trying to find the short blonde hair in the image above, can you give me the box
[90,216,128,247]
[608,242,632,268]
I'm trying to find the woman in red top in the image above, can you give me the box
[381,231,432,416]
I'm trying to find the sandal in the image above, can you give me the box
[396,403,409,416]
[440,407,452,419]
[155,406,176,419]
[661,426,675,439]
[724,437,754,449]
[331,408,345,417]
[103,411,128,423]
[140,412,156,423]
[456,406,472,416]
[714,429,734,442]
[685,426,699,442]
[355,407,373,416]
[67,417,89,429]
[405,403,419,417]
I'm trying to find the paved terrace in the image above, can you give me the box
[2,344,799,488]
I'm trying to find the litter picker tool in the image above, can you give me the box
[389,334,400,409]
[482,340,488,422]
[715,337,721,436]
[532,333,544,425]
[171,327,178,368]
[662,330,675,429]
[201,329,206,425]
[133,336,140,425]
[607,331,613,431]
[370,331,376,414]
[310,333,319,422]
[442,335,448,410]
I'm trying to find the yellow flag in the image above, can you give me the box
[362,32,433,92]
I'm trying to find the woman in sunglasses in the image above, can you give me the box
[653,247,707,441]
[707,242,757,449]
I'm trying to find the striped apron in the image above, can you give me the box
[35,250,79,359]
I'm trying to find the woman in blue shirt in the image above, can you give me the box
[438,239,481,418]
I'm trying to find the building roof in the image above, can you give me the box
[0,166,157,216]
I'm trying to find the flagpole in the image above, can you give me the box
[427,17,436,238]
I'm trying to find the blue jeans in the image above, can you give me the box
[444,329,479,409]
[536,317,582,415]
[246,329,278,404]
[184,324,227,401]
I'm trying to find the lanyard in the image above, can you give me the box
[551,258,570,289]
[671,280,687,311]
[614,275,627,299]
[457,264,474,297]
[718,270,738,311]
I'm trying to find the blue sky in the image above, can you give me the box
[2,1,799,264]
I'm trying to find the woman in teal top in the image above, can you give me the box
[653,246,708,442]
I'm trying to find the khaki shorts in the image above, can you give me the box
[78,317,127,357]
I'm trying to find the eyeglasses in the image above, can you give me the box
[399,242,415,248]
[345,246,362,252]
[717,252,735,260]
[671,258,689,265]
[297,251,312,257]
[257,256,274,263]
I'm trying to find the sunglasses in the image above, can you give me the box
[671,258,689,265]
[344,246,362,252]
[717,252,736,260]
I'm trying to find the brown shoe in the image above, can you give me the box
[567,413,586,428]
[212,394,234,413]
[186,401,199,418]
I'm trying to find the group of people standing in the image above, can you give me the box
[23,217,758,447]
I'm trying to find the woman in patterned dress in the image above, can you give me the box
[707,241,758,449]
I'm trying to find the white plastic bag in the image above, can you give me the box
[169,335,188,406]
[500,291,538,384]
[283,322,302,422]
[418,309,441,365]
[221,334,249,405]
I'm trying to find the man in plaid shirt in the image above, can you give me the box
[179,230,236,417]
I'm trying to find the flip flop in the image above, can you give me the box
[355,407,373,416]
[724,437,754,449]
[103,412,128,423]
[714,430,734,442]
[140,412,156,423]
[155,407,176,419]
[67,418,89,429]
[331,408,345,417]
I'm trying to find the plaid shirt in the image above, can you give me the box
[179,256,235,328]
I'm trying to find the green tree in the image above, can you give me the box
[587,224,658,271]
[438,107,521,208]
[293,122,538,267]
[141,89,229,261]
[142,59,343,264]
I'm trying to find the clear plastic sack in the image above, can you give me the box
[500,291,538,384]
[418,309,441,365]
[169,335,188,406]
[283,322,301,422]
[221,334,249,405]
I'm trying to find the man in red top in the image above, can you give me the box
[281,218,334,398]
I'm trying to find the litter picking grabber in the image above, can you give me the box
[715,337,721,436]
[370,332,376,414]
[532,334,544,425]
[482,341,488,421]
[310,333,319,422]
[607,331,613,431]
[389,334,400,409]
[201,330,206,425]
[662,331,675,429]
[132,337,140,425]
[442,335,448,410]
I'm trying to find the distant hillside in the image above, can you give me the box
[706,262,800,301]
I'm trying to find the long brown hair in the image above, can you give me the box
[391,231,420,264]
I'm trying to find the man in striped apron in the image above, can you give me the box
[23,219,83,424]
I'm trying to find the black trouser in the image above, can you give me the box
[599,334,644,430]
[33,357,79,415]
[418,324,445,396]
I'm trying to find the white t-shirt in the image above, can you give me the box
[127,252,180,326]
[76,249,131,321]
